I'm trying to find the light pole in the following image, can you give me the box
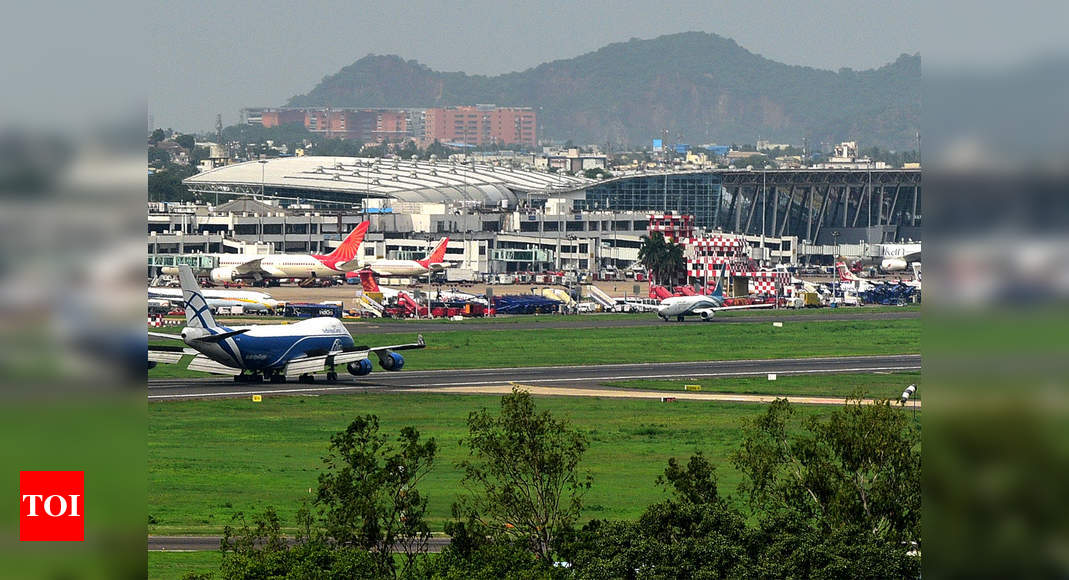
[258,159,268,202]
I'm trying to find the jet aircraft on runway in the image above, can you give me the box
[656,267,774,322]
[148,264,424,382]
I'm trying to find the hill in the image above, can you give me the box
[287,32,919,150]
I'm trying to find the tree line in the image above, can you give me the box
[185,389,919,579]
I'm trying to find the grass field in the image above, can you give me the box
[149,317,919,378]
[149,551,220,580]
[148,390,915,538]
[604,371,920,399]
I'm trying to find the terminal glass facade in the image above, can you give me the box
[573,173,723,228]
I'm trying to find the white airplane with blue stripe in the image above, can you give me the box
[656,266,774,322]
[148,264,424,383]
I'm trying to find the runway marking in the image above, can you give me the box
[420,385,923,407]
[148,385,377,400]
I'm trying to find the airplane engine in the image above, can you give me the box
[378,351,405,371]
[347,358,373,376]
[881,258,907,272]
[210,267,239,284]
[700,311,714,321]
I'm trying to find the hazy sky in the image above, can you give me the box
[148,0,1068,132]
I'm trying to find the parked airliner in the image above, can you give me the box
[162,221,370,284]
[148,286,281,314]
[148,264,424,382]
[368,237,450,277]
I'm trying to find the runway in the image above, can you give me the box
[148,354,920,401]
[344,309,918,334]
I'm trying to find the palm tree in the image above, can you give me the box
[639,232,686,287]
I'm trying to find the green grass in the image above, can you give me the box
[604,371,921,399]
[149,550,220,580]
[150,318,919,378]
[149,391,891,537]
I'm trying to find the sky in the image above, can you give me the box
[147,0,1069,132]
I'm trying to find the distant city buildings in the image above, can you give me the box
[242,104,536,148]
[811,141,889,169]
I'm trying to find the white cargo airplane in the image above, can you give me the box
[148,286,281,314]
[148,264,424,382]
[368,237,450,277]
[656,268,775,322]
[162,221,370,284]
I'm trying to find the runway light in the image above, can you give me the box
[252,394,262,403]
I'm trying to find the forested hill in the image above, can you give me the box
[288,32,919,149]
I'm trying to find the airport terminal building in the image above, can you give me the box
[148,156,920,278]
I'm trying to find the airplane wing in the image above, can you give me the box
[368,334,426,353]
[149,330,182,340]
[282,336,425,378]
[147,344,186,365]
[229,258,264,275]
[691,303,776,317]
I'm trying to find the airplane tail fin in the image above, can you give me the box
[325,221,370,264]
[358,269,381,293]
[710,266,727,299]
[178,264,217,328]
[835,261,858,282]
[418,237,449,267]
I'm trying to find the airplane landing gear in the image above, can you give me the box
[677,315,685,322]
[326,371,338,382]
[234,372,264,383]
[269,372,285,384]
[298,374,315,384]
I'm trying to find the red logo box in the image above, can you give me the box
[19,471,84,541]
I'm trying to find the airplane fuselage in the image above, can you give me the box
[369,260,433,277]
[657,295,724,318]
[217,254,354,278]
[148,287,280,312]
[183,317,354,370]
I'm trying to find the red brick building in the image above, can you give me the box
[424,105,536,147]
[254,108,410,142]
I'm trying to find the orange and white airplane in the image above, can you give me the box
[164,221,370,284]
[368,237,451,277]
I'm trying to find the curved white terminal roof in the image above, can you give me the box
[184,156,589,206]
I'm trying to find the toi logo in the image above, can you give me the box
[19,471,84,541]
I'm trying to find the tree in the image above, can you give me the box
[174,133,195,151]
[582,168,613,179]
[316,137,364,157]
[395,139,420,160]
[732,398,920,577]
[217,416,438,580]
[148,165,199,202]
[638,231,685,287]
[421,139,450,160]
[149,128,165,145]
[561,453,750,578]
[454,388,591,562]
[148,146,170,168]
[315,415,438,579]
